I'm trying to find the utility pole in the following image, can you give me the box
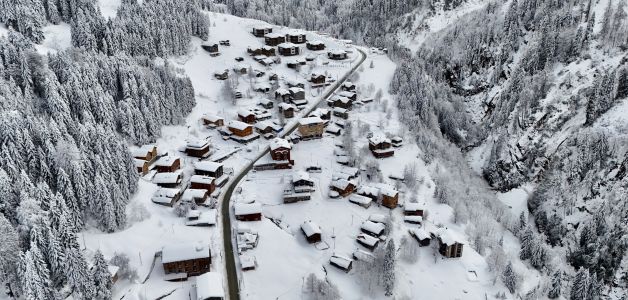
[139,252,143,266]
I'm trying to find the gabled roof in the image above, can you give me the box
[357,234,379,246]
[285,78,304,86]
[276,88,290,95]
[181,189,208,202]
[194,161,223,172]
[258,98,272,105]
[292,171,311,183]
[368,214,386,224]
[278,103,295,110]
[253,24,273,30]
[264,32,284,38]
[404,202,424,211]
[308,40,324,45]
[202,113,223,122]
[285,30,305,36]
[338,91,356,98]
[228,120,252,131]
[361,221,385,235]
[255,121,272,130]
[349,194,372,205]
[154,188,181,198]
[162,243,210,263]
[289,87,305,93]
[342,81,355,87]
[134,159,147,167]
[237,109,254,117]
[155,156,180,167]
[196,272,224,299]
[152,172,181,184]
[369,136,391,145]
[328,49,347,55]
[234,203,262,216]
[186,138,209,149]
[436,228,464,246]
[201,41,218,47]
[331,179,353,190]
[301,221,322,237]
[190,175,215,185]
[330,253,352,269]
[298,117,323,126]
[278,42,298,48]
[333,96,351,104]
[357,185,379,196]
[411,228,430,240]
[270,138,291,150]
[132,148,151,157]
[333,107,347,113]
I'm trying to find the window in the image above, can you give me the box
[290,47,295,55]
[298,35,302,42]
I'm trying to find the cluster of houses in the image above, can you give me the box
[133,145,166,176]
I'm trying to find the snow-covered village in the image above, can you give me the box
[1,0,628,299]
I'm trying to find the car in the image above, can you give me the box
[235,57,244,62]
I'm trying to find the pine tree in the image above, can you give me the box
[92,250,112,300]
[383,240,396,296]
[519,227,533,260]
[503,262,516,294]
[66,248,95,299]
[548,269,562,299]
[570,267,589,300]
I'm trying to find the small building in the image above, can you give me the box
[235,203,263,221]
[278,103,296,118]
[289,87,305,101]
[337,91,357,101]
[264,33,286,46]
[233,64,249,74]
[181,189,209,205]
[285,31,306,44]
[297,117,324,140]
[349,194,372,208]
[306,40,325,51]
[369,214,387,224]
[194,161,224,178]
[325,125,341,136]
[151,188,182,207]
[201,42,218,53]
[153,171,182,188]
[214,69,228,80]
[309,108,331,120]
[435,229,464,258]
[292,171,314,192]
[133,148,153,161]
[369,136,394,158]
[341,81,356,92]
[253,83,271,93]
[301,221,322,244]
[330,179,355,197]
[185,210,217,227]
[286,59,299,69]
[252,25,273,37]
[268,72,278,81]
[404,203,424,216]
[353,249,373,261]
[278,43,300,56]
[404,215,423,224]
[356,234,379,251]
[261,46,275,56]
[161,243,211,281]
[155,156,181,173]
[409,228,431,247]
[270,138,292,162]
[329,254,353,273]
[331,96,352,110]
[237,109,256,124]
[254,121,274,134]
[195,272,224,300]
[275,89,291,103]
[357,186,379,202]
[333,107,348,119]
[108,266,119,284]
[360,221,385,237]
[228,121,255,139]
[285,78,305,88]
[247,46,262,56]
[283,185,311,203]
[202,114,224,127]
[392,136,403,147]
[380,188,399,209]
[240,255,256,271]
[185,138,211,158]
[328,49,348,60]
[135,159,148,175]
[311,72,326,85]
[237,230,259,252]
[258,98,273,109]
[190,175,215,194]
[305,53,317,61]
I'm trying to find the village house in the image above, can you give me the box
[240,255,256,271]
[254,121,273,134]
[270,138,292,162]
[237,109,256,124]
[293,171,314,192]
[328,49,348,60]
[301,221,322,244]
[258,98,273,109]
[253,83,271,93]
[181,189,209,206]
[380,187,399,209]
[435,229,464,258]
[309,108,331,120]
[306,40,325,51]
[268,72,278,81]
[404,215,422,224]
[247,46,262,56]
[152,171,182,188]
[331,95,352,110]
[289,87,306,102]
[236,224,260,252]
[264,33,286,46]
[305,53,317,62]
[361,221,385,237]
[108,266,119,285]
[349,194,372,208]
[356,234,379,251]
[341,81,356,91]
[233,64,249,74]
[133,148,153,161]
[151,188,182,207]
[194,161,224,179]
[326,125,341,136]
[358,186,379,202]
[228,120,254,137]
[235,203,262,221]
[369,136,394,158]
[141,144,158,157]
[297,117,324,140]
[275,89,291,103]
[278,43,300,56]
[214,69,228,80]
[252,25,272,37]
[278,103,296,118]
[329,253,353,273]
[194,272,224,300]
[283,183,311,203]
[404,202,424,216]
[162,243,211,281]
[285,31,306,44]
[261,46,275,56]
[285,78,305,88]
[155,156,180,173]
[201,41,218,53]
[135,159,148,175]
[286,59,299,69]
[190,175,215,194]
[392,136,403,147]
[185,138,211,158]
[338,91,357,101]
[409,228,432,247]
[369,214,386,224]
[333,107,349,119]
[202,114,224,127]
[330,179,355,197]
[311,72,326,85]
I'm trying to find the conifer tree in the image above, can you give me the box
[92,250,112,300]
[383,240,396,296]
[503,262,516,294]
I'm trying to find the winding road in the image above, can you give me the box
[219,47,367,300]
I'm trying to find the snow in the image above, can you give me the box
[181,189,208,202]
[33,23,73,54]
[368,214,386,224]
[186,138,210,149]
[155,156,180,167]
[240,255,256,269]
[196,272,225,299]
[269,138,291,150]
[190,175,215,185]
[108,266,120,277]
[228,120,252,131]
[153,188,181,198]
[161,243,210,264]
[410,228,431,240]
[297,117,323,125]
[349,194,372,206]
[356,234,379,247]
[277,42,299,48]
[329,253,353,269]
[404,216,423,223]
[369,135,391,145]
[291,171,310,183]
[133,148,152,157]
[234,203,262,216]
[435,228,464,246]
[135,159,147,168]
[404,202,424,212]
[301,221,322,237]
[194,161,223,172]
[152,172,182,184]
[360,221,385,236]
[497,186,532,218]
[237,109,254,117]
[186,210,217,226]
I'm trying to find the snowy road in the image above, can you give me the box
[219,48,366,300]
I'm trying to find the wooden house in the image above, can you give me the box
[162,243,211,280]
[325,125,341,136]
[247,46,262,56]
[275,89,291,103]
[328,49,348,60]
[214,69,228,80]
[228,121,254,137]
[181,189,209,205]
[292,171,314,192]
[264,33,285,46]
[309,108,331,120]
[278,103,295,118]
[270,138,292,162]
[201,42,218,53]
[135,159,148,175]
[337,91,357,101]
[392,136,403,147]
[301,221,322,244]
[153,171,182,188]
[436,229,464,258]
[356,234,379,251]
[285,78,305,88]
[141,145,158,158]
[289,87,305,101]
[151,188,182,207]
[235,203,262,221]
[311,72,325,85]
[155,156,180,173]
[185,138,211,158]
[194,161,224,178]
[404,203,424,216]
[253,83,271,93]
[285,31,306,44]
[278,43,300,56]
[369,136,394,158]
[237,109,256,124]
[233,64,249,74]
[409,228,431,247]
[349,194,372,208]
[306,40,325,51]
[305,53,317,61]
[297,117,324,140]
[333,107,348,119]
[252,25,272,37]
[202,114,224,127]
[286,59,299,69]
[258,98,273,109]
[108,266,119,284]
[329,254,352,273]
[360,221,385,237]
[240,255,256,271]
[195,272,224,299]
[341,81,356,91]
[330,179,355,197]
[331,96,352,110]
[133,148,153,161]
[268,72,278,81]
[254,122,274,134]
[380,188,399,209]
[190,175,215,194]
[261,46,275,56]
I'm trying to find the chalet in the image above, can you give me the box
[185,210,217,226]
[369,214,387,224]
[404,203,424,216]
[292,171,314,192]
[404,215,422,224]
[214,69,228,80]
[278,103,296,118]
[358,186,379,202]
[289,87,306,101]
[336,155,349,165]
[235,203,262,221]
[237,109,256,124]
[297,117,324,140]
[202,114,224,127]
[195,272,224,300]
[237,230,259,252]
[337,91,357,101]
[133,148,153,161]
[311,72,326,85]
[435,228,464,258]
[339,166,359,178]
[389,171,405,181]
[261,46,276,56]
[309,108,331,120]
[328,49,348,60]
[341,81,356,91]
[369,136,394,158]
[135,159,148,175]
[333,107,348,119]
[283,184,311,203]
[278,43,300,56]
[285,31,306,44]
[268,72,278,81]
[349,194,372,208]
[162,243,211,281]
[306,164,322,173]
[152,171,182,188]
[201,42,218,53]
[330,179,355,197]
[285,78,305,88]
[151,188,182,207]
[329,253,352,273]
[185,138,211,158]
[229,121,259,143]
[353,249,373,261]
[270,138,292,162]
[219,40,230,46]
[108,266,119,284]
[392,136,403,147]
[356,234,379,251]
[254,121,274,134]
[361,221,385,237]
[409,228,431,247]
[253,83,271,93]
[190,175,215,194]
[247,46,262,56]
[306,40,325,51]
[252,25,272,37]
[286,59,299,69]
[380,188,399,209]
[194,161,224,179]
[181,189,209,205]
[331,96,352,110]
[258,57,274,66]
[155,156,180,173]
[233,64,249,74]
[240,255,256,271]
[305,53,317,61]
[258,98,273,109]
[264,33,285,46]
[325,125,341,136]
[275,89,291,103]
[362,97,374,103]
[301,221,322,244]
[141,144,158,157]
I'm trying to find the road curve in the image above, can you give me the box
[219,48,367,300]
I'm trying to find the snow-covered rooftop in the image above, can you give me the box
[202,113,223,122]
[196,272,224,300]
[190,175,215,185]
[333,107,347,113]
[229,120,252,131]
[404,216,423,223]
[255,121,273,130]
[162,243,210,264]
[258,98,272,105]
[298,117,323,126]
[134,159,147,167]
[411,228,431,240]
[330,253,352,269]
[328,49,347,55]
[181,189,208,202]
[237,109,254,117]
[186,138,209,149]
[152,172,181,184]
[436,228,464,246]
[292,171,311,183]
[368,214,386,224]
[270,138,291,150]
[333,96,351,104]
[277,42,298,48]
[132,148,151,157]
[369,136,391,145]
[404,202,424,212]
[289,87,305,93]
[194,161,223,172]
[361,221,385,235]
[153,188,181,198]
[108,266,119,277]
[240,255,256,269]
[357,234,379,247]
[380,188,398,197]
[276,88,290,95]
[331,179,352,190]
[155,156,179,167]
[349,194,372,205]
[357,186,379,196]
[235,203,262,216]
[308,40,324,45]
[253,24,273,30]
[301,221,322,237]
[337,91,355,98]
[186,210,217,226]
[264,32,283,38]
